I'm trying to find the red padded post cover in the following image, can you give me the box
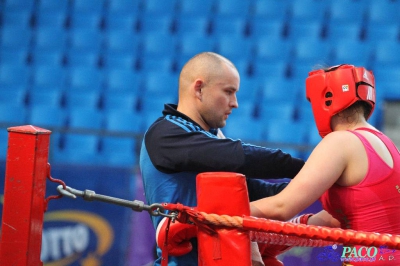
[196,172,251,266]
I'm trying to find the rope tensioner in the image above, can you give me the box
[57,185,178,219]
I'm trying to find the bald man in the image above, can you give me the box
[139,52,304,265]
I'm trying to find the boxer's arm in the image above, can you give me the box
[307,210,340,227]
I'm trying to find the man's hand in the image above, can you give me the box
[156,217,197,256]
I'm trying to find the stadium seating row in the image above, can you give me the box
[0,0,396,167]
[4,0,400,25]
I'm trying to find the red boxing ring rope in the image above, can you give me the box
[162,204,400,251]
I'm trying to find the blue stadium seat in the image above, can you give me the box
[142,72,178,97]
[107,0,141,15]
[377,81,400,102]
[142,0,178,15]
[66,49,100,67]
[37,0,69,12]
[0,130,8,161]
[105,69,142,92]
[34,27,68,50]
[0,104,27,125]
[140,95,176,114]
[101,91,138,111]
[102,31,139,68]
[367,1,400,24]
[332,39,373,67]
[101,51,136,70]
[68,28,104,52]
[35,10,68,28]
[372,40,400,67]
[71,0,105,13]
[27,89,63,107]
[251,60,288,79]
[254,38,293,62]
[28,106,67,128]
[177,0,214,16]
[32,65,67,87]
[141,110,164,130]
[104,30,140,53]
[177,35,216,59]
[2,10,32,28]
[53,133,100,165]
[139,14,174,35]
[104,110,143,133]
[64,90,101,110]
[210,15,247,37]
[0,87,26,106]
[67,108,103,130]
[258,102,296,122]
[223,116,265,142]
[140,33,178,57]
[215,35,254,60]
[69,11,103,29]
[297,102,314,123]
[31,49,65,67]
[372,65,400,84]
[259,78,299,104]
[100,136,137,167]
[0,63,31,87]
[286,20,323,41]
[0,48,28,65]
[3,0,35,11]
[288,62,314,80]
[101,136,136,154]
[138,55,175,73]
[364,22,399,42]
[232,101,257,119]
[289,0,328,22]
[251,0,289,20]
[328,1,367,24]
[104,13,138,31]
[237,77,260,103]
[215,0,251,16]
[306,124,322,146]
[232,58,251,77]
[48,132,62,158]
[174,15,210,37]
[325,21,362,42]
[292,38,333,65]
[1,26,32,49]
[248,18,285,39]
[264,120,307,145]
[68,66,103,91]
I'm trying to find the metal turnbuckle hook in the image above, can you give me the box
[57,185,177,219]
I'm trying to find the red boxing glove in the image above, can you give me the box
[257,213,314,265]
[156,217,198,256]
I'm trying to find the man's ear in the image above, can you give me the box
[194,79,203,100]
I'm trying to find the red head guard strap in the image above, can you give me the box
[305,64,376,137]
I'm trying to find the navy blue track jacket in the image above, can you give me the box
[140,104,304,265]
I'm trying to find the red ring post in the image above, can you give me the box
[0,125,51,266]
[196,172,251,266]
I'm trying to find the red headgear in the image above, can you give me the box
[305,64,375,137]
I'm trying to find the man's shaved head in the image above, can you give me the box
[178,52,237,96]
[176,52,240,131]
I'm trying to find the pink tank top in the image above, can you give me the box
[320,128,400,265]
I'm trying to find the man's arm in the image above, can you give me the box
[247,179,288,201]
[146,120,304,179]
